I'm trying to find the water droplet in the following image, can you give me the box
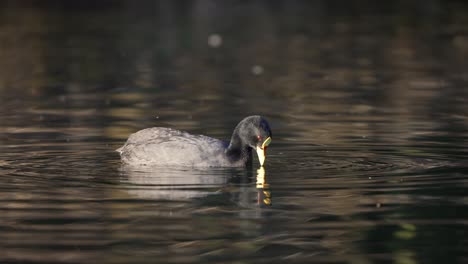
[208,34,222,48]
[252,65,264,75]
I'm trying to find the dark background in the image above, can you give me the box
[0,1,467,263]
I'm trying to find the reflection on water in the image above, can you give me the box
[121,166,272,208]
[0,1,468,264]
[121,166,229,200]
[256,167,272,206]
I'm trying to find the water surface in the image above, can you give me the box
[1,1,468,263]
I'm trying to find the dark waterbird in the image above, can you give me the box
[117,116,272,167]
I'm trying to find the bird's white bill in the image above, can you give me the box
[262,137,272,148]
[256,145,266,166]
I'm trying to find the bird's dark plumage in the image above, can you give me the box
[117,116,272,167]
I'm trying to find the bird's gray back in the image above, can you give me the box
[118,127,230,167]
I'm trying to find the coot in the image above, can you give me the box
[117,115,272,167]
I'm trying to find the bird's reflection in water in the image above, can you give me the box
[119,165,229,200]
[256,167,272,207]
[119,165,272,208]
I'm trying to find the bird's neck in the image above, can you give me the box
[226,134,251,164]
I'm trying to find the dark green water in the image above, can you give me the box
[1,1,468,263]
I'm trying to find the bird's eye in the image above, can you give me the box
[257,135,262,141]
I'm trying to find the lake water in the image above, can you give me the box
[1,1,468,263]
